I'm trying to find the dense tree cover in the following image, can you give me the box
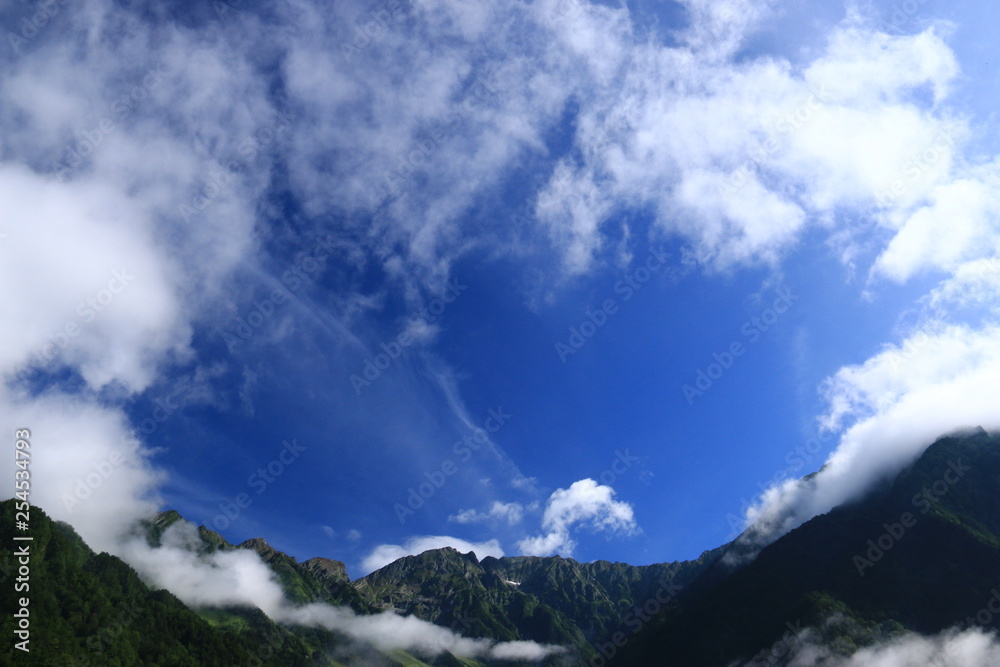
[0,502,447,666]
[355,542,722,664]
[0,501,327,666]
[6,429,998,666]
[613,429,1000,665]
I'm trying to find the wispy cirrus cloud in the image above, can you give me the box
[122,519,562,660]
[3,6,1000,661]
[449,500,525,525]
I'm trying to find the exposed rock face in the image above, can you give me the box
[302,556,351,584]
[237,536,278,561]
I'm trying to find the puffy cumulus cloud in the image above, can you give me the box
[719,19,1000,549]
[120,521,290,612]
[449,500,524,525]
[0,165,187,391]
[121,520,562,661]
[2,1,998,650]
[542,479,637,533]
[673,168,807,267]
[531,8,967,274]
[924,257,1000,313]
[676,0,775,61]
[283,0,966,280]
[819,324,1000,433]
[517,530,571,559]
[741,323,1000,545]
[784,628,1000,667]
[1,386,164,553]
[518,479,637,557]
[874,168,1000,282]
[805,24,959,106]
[360,536,504,574]
[0,0,276,552]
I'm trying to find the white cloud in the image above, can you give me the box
[924,257,1000,313]
[0,0,274,556]
[281,0,570,281]
[284,602,564,661]
[517,531,573,559]
[715,20,1000,551]
[0,164,189,392]
[677,0,775,61]
[875,170,1000,282]
[517,478,637,557]
[1,386,164,553]
[121,521,290,611]
[3,3,1000,650]
[804,23,959,106]
[785,628,1000,667]
[742,323,1000,545]
[489,640,564,661]
[121,520,562,661]
[360,535,504,574]
[449,500,524,525]
[527,9,967,274]
[280,0,899,279]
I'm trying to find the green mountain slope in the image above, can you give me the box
[7,428,999,666]
[0,501,475,666]
[613,428,1000,666]
[358,547,586,657]
[141,509,375,613]
[354,543,722,663]
[0,501,341,666]
[481,551,719,641]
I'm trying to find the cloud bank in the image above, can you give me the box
[781,627,1000,667]
[449,500,525,525]
[122,520,561,661]
[741,323,1000,546]
[2,0,1000,652]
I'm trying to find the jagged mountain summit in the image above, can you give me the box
[3,428,999,666]
[355,544,720,658]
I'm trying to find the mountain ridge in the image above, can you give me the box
[611,426,1000,665]
[4,427,999,665]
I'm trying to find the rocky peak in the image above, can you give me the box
[237,537,280,562]
[153,509,183,527]
[302,557,350,584]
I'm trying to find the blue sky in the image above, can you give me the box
[3,0,1000,584]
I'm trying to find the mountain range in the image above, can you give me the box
[3,428,999,665]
